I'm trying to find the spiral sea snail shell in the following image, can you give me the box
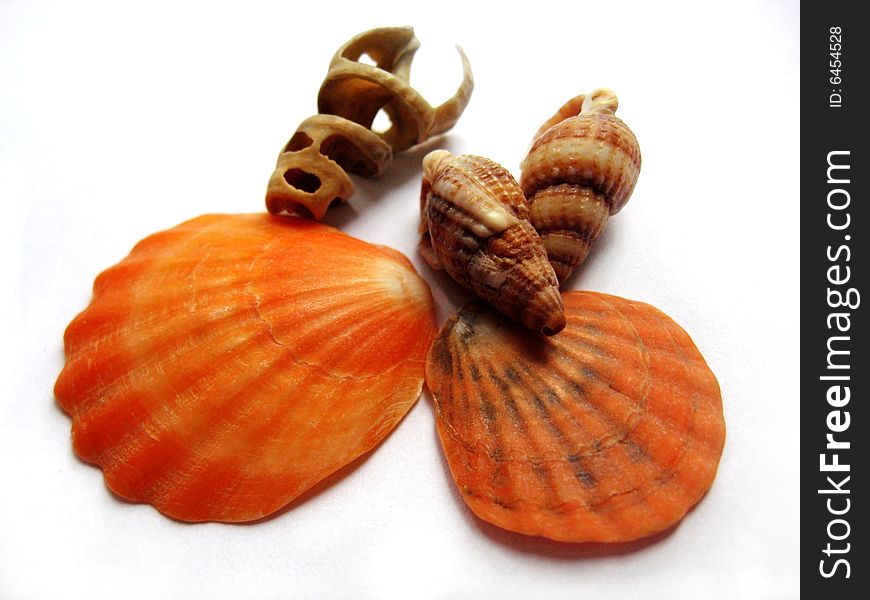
[419,150,566,336]
[267,27,474,220]
[520,89,641,283]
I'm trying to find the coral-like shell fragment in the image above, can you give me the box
[55,214,437,522]
[426,292,725,542]
[419,150,565,336]
[267,27,474,220]
[266,115,392,219]
[319,27,474,153]
[520,89,642,283]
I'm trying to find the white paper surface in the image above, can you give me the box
[1,1,800,598]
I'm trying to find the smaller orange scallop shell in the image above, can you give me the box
[55,214,437,522]
[426,291,725,543]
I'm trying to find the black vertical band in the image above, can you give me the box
[802,2,867,596]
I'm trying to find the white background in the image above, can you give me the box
[1,1,799,598]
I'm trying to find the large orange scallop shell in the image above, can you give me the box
[426,291,725,542]
[55,214,436,522]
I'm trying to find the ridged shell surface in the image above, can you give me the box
[55,214,437,522]
[521,99,641,214]
[520,90,642,283]
[426,291,725,542]
[420,150,565,336]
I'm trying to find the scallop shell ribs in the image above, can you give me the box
[520,89,641,283]
[419,150,565,336]
[55,214,437,522]
[426,292,725,543]
[267,27,474,220]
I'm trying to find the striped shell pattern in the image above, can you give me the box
[520,89,642,283]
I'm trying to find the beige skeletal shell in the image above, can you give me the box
[419,150,566,336]
[267,27,474,220]
[520,89,641,283]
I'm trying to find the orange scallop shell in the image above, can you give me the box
[426,291,725,542]
[55,214,436,522]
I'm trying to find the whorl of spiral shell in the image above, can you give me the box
[520,89,641,283]
[267,27,474,220]
[419,150,566,336]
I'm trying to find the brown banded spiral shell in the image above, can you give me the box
[520,89,642,283]
[419,150,565,336]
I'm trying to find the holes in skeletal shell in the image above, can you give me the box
[357,52,378,67]
[283,168,321,193]
[372,109,392,134]
[320,134,378,176]
[283,131,313,153]
[285,201,316,220]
